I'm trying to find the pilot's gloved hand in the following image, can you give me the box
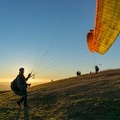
[28,73,31,78]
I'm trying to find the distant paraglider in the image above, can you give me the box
[87,0,120,54]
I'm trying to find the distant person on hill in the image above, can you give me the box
[76,71,81,76]
[16,68,31,108]
[95,66,99,74]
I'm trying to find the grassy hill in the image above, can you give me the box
[0,69,120,120]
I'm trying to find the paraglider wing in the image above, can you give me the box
[87,0,120,54]
[87,30,96,52]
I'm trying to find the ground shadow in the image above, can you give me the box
[24,107,30,120]
[14,109,21,120]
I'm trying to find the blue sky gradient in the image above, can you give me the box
[0,0,120,85]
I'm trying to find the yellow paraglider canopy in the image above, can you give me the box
[87,0,120,54]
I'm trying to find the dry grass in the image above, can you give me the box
[0,69,120,120]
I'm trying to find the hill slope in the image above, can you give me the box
[0,69,120,120]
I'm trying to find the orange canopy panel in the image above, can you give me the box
[87,0,120,54]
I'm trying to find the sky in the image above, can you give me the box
[0,0,120,90]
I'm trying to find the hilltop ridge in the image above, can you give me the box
[0,69,120,120]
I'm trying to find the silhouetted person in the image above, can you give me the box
[16,68,31,108]
[51,79,53,82]
[95,66,99,74]
[76,71,81,76]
